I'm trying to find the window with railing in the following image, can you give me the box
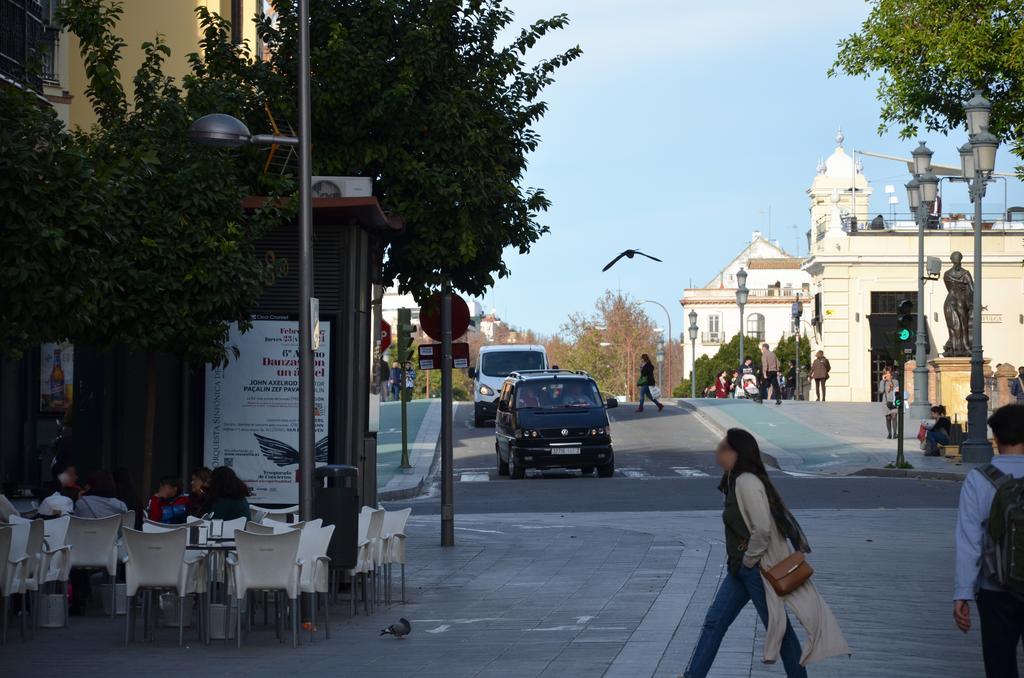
[746,313,765,342]
[707,314,720,342]
[1,0,45,90]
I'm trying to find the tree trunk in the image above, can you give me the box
[142,351,158,496]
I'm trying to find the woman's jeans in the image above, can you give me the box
[685,565,807,678]
[925,429,950,455]
[638,385,661,407]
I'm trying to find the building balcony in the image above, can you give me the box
[683,287,807,304]
[0,0,45,91]
[814,211,1024,242]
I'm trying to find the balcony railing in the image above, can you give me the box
[683,287,808,302]
[815,212,1024,241]
[0,0,45,90]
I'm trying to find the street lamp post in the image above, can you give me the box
[791,296,803,400]
[187,0,316,520]
[687,310,698,398]
[907,142,938,420]
[735,268,749,373]
[959,90,998,462]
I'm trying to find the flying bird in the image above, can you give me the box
[380,617,411,638]
[254,434,329,467]
[602,249,663,272]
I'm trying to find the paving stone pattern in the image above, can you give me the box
[3,509,1010,677]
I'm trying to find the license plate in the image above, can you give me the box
[551,446,581,455]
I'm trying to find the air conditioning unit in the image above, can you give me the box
[310,176,373,199]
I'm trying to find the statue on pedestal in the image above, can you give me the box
[942,251,973,357]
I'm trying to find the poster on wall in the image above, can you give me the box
[40,342,74,415]
[204,317,330,504]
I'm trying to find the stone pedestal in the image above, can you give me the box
[929,356,991,426]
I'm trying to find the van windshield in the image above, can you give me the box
[480,351,546,377]
[515,380,601,408]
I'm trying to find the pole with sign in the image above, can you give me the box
[440,285,455,546]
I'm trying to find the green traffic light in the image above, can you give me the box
[897,328,912,341]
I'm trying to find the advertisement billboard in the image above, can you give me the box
[204,318,330,504]
[40,342,74,415]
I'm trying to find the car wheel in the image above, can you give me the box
[510,454,525,480]
[597,462,615,478]
[580,466,595,476]
[496,445,509,476]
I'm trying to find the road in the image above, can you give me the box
[387,400,962,515]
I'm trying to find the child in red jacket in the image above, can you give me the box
[147,475,190,524]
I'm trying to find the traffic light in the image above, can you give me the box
[396,307,417,364]
[897,298,915,345]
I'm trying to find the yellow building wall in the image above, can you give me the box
[809,231,1024,402]
[67,1,260,130]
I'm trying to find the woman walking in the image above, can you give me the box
[809,351,830,402]
[636,353,663,412]
[878,367,900,439]
[684,428,848,678]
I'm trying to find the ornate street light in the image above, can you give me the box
[687,309,698,398]
[907,154,939,420]
[959,92,999,463]
[735,267,749,375]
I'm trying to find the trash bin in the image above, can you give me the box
[315,464,359,570]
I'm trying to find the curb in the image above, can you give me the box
[850,467,968,482]
[378,436,441,501]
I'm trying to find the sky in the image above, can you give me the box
[474,0,1024,338]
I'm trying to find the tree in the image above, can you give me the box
[56,0,282,489]
[831,0,1024,158]
[192,0,582,299]
[0,86,111,356]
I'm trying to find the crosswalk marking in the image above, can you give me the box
[672,467,711,478]
[620,468,648,479]
[460,472,490,482]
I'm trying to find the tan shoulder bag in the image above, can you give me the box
[761,552,813,596]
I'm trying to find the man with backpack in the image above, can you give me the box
[954,403,1024,677]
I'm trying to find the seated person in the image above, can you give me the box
[38,461,80,517]
[147,475,190,524]
[188,467,212,517]
[76,471,129,518]
[561,382,597,407]
[204,467,251,521]
[922,405,952,456]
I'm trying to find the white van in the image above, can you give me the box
[469,344,547,427]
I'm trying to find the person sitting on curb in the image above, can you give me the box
[954,403,1024,677]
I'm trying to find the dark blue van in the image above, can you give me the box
[494,370,618,479]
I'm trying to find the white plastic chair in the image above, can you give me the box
[67,515,121,617]
[7,519,45,632]
[38,516,72,627]
[365,509,386,606]
[142,522,187,534]
[121,528,205,646]
[380,508,411,604]
[226,529,303,648]
[243,521,275,535]
[252,505,299,524]
[120,510,135,530]
[208,517,247,539]
[297,524,334,640]
[1,527,29,644]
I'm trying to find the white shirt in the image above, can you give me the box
[954,455,1024,600]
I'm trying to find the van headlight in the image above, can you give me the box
[479,384,495,396]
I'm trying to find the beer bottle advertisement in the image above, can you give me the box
[39,342,74,414]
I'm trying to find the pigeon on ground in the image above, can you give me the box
[380,617,411,638]
[602,249,663,272]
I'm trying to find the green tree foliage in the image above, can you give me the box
[191,0,582,298]
[691,333,811,395]
[830,0,1024,158]
[0,87,111,355]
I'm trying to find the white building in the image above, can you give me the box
[380,284,482,336]
[681,233,811,384]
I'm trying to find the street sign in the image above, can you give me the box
[418,342,469,370]
[419,293,471,342]
[380,319,392,353]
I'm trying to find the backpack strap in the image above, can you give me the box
[979,463,1011,489]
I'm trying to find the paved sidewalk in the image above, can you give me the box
[5,507,1004,677]
[378,399,443,500]
[680,398,970,477]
